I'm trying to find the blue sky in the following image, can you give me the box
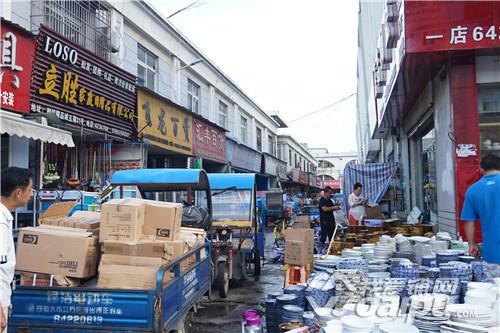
[148,0,359,153]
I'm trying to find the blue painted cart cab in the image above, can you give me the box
[205,173,264,298]
[9,169,212,332]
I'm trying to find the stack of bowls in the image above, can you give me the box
[472,261,489,282]
[436,250,464,265]
[421,255,436,267]
[337,258,368,275]
[393,251,416,262]
[361,244,375,260]
[342,248,363,258]
[314,307,334,327]
[284,285,306,308]
[275,294,298,324]
[281,305,304,323]
[458,255,476,264]
[265,298,279,333]
[302,311,314,328]
[391,262,420,279]
[465,288,496,308]
[374,245,394,260]
[341,315,374,333]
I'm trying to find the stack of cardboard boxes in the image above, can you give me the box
[98,198,192,289]
[15,198,206,290]
[283,228,314,266]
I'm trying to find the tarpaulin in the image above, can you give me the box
[342,162,399,216]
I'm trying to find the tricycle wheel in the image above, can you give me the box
[217,261,229,298]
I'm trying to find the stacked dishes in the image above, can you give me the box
[465,289,496,308]
[391,262,420,279]
[341,315,374,333]
[472,261,489,282]
[459,256,476,264]
[284,285,306,308]
[404,278,434,297]
[314,307,334,327]
[433,278,461,304]
[281,305,304,323]
[337,258,369,276]
[444,261,473,281]
[314,256,338,272]
[265,298,279,333]
[374,245,394,260]
[302,311,314,328]
[409,293,450,332]
[445,304,497,328]
[275,294,298,324]
[422,255,437,268]
[306,272,335,308]
[436,250,464,265]
[334,269,367,309]
[379,322,419,333]
[395,237,412,252]
[342,249,363,258]
[384,278,408,296]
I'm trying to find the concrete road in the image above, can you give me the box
[188,233,283,333]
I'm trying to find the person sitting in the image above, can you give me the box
[348,182,367,225]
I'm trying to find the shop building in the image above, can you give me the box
[0,20,74,186]
[277,135,319,193]
[357,0,500,240]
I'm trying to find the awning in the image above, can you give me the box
[0,111,74,147]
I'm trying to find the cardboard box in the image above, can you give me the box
[164,240,188,262]
[71,211,101,220]
[295,215,311,224]
[284,228,314,266]
[142,201,182,241]
[39,201,77,224]
[16,226,98,278]
[97,263,171,289]
[100,254,167,266]
[100,198,146,241]
[20,272,80,287]
[293,221,311,229]
[102,240,166,257]
[365,204,385,220]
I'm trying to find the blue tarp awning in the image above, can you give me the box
[342,162,399,215]
[207,173,255,190]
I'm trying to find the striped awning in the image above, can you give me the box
[342,162,399,215]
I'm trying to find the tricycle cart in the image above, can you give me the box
[205,173,263,298]
[9,169,212,332]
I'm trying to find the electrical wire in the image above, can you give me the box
[288,92,356,123]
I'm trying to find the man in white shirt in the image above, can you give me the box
[348,182,367,225]
[1,167,33,332]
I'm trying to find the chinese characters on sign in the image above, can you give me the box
[137,89,193,155]
[37,63,134,122]
[31,26,136,139]
[449,25,498,45]
[192,118,226,163]
[0,22,34,113]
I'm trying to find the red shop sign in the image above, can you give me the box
[192,117,226,163]
[405,1,500,53]
[0,21,35,114]
[322,179,342,189]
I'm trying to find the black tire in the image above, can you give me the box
[217,261,229,298]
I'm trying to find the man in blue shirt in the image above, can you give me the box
[461,154,500,265]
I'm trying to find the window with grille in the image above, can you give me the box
[188,79,200,114]
[137,44,157,91]
[256,127,262,151]
[218,101,228,128]
[31,0,112,60]
[240,116,248,144]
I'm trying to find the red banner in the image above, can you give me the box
[405,1,500,53]
[322,179,342,189]
[0,22,35,114]
[192,117,226,163]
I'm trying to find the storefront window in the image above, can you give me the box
[478,86,500,156]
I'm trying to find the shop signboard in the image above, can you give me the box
[405,1,500,53]
[137,89,192,155]
[262,153,286,177]
[0,21,35,114]
[322,179,342,190]
[226,138,261,172]
[289,168,300,183]
[30,26,136,139]
[277,161,288,180]
[316,178,322,188]
[192,117,226,163]
[298,171,308,185]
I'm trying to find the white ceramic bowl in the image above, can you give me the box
[379,322,419,333]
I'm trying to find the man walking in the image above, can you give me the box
[318,186,341,245]
[461,154,500,278]
[1,167,33,332]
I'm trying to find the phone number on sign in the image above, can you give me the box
[53,315,103,325]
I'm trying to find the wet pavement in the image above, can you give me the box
[188,231,283,333]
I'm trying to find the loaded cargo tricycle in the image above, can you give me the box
[9,169,212,332]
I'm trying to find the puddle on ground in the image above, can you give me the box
[195,303,238,318]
